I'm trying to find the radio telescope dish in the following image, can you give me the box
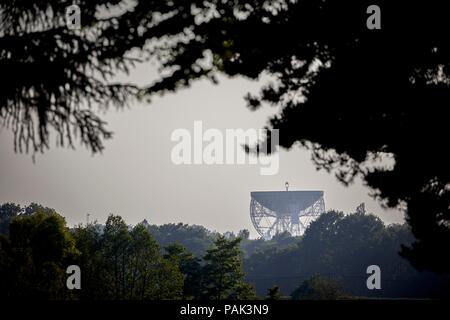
[250,188,325,239]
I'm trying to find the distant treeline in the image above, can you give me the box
[0,203,449,299]
[146,209,449,298]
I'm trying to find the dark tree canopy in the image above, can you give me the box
[0,202,57,236]
[1,1,449,272]
[0,212,79,299]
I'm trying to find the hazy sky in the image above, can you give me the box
[0,63,404,238]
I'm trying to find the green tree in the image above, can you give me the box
[153,258,185,300]
[102,214,132,299]
[164,243,203,299]
[0,202,57,236]
[0,203,21,236]
[0,211,80,299]
[71,222,110,300]
[128,223,175,300]
[291,275,341,300]
[202,235,256,300]
[76,215,184,300]
[22,203,57,217]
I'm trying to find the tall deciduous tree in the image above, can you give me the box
[164,243,203,299]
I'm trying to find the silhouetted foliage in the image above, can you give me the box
[0,203,21,236]
[0,202,58,236]
[0,0,144,153]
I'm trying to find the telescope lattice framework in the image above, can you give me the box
[250,190,325,239]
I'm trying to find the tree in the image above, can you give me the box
[164,243,203,299]
[202,235,256,300]
[0,0,144,153]
[22,203,57,216]
[0,203,21,236]
[291,275,341,300]
[129,223,183,300]
[0,0,232,154]
[78,215,185,300]
[153,257,185,300]
[0,202,57,236]
[102,214,132,299]
[0,211,80,299]
[71,221,109,300]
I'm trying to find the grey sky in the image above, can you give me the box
[0,64,404,238]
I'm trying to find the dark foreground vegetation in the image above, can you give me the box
[0,202,449,300]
